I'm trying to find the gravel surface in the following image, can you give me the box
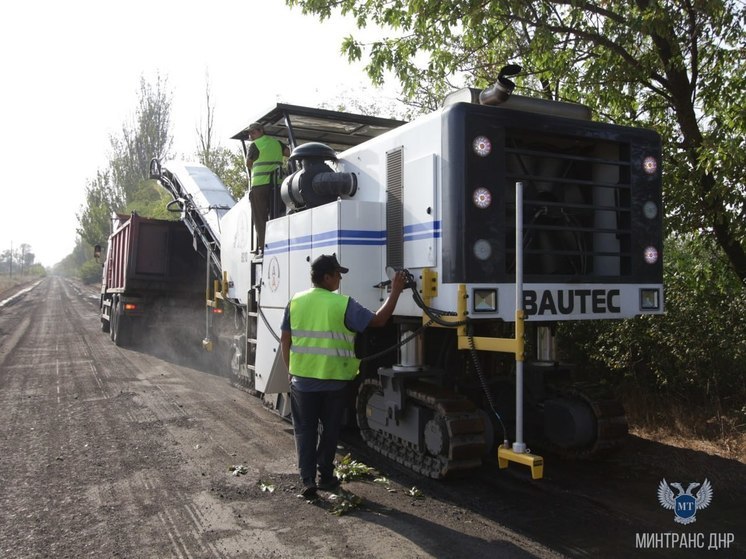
[0,276,743,558]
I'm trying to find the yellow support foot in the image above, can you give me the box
[497,446,544,480]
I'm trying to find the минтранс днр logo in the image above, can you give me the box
[658,478,713,525]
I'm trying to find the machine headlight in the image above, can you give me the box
[643,155,658,175]
[643,200,658,219]
[644,246,659,264]
[472,136,492,157]
[640,288,661,310]
[472,187,492,209]
[473,288,497,313]
[473,239,492,260]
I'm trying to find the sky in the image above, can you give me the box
[0,0,400,267]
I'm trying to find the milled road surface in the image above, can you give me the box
[0,276,744,558]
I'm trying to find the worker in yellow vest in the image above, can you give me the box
[280,254,406,498]
[246,122,290,253]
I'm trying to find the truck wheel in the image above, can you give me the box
[109,296,118,342]
[100,296,110,333]
[112,299,131,347]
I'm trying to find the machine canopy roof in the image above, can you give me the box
[231,103,406,152]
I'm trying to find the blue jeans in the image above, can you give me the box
[290,384,348,485]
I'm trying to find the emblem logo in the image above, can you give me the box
[657,478,713,525]
[268,257,281,292]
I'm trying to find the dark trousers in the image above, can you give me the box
[290,384,348,484]
[249,185,271,251]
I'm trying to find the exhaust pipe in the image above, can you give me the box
[479,64,522,106]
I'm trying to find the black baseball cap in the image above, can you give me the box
[311,254,349,276]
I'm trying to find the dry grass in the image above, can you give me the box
[615,380,746,464]
[631,425,746,464]
[626,399,746,463]
[0,275,38,297]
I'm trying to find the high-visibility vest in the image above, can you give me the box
[250,135,284,187]
[289,288,359,381]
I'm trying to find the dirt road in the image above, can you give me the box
[0,276,744,558]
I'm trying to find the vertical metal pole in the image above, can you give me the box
[513,182,527,453]
[205,248,212,343]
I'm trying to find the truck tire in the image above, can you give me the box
[100,296,110,333]
[111,298,131,348]
[109,296,118,342]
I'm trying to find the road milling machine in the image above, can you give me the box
[149,68,664,479]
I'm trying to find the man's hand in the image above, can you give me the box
[369,270,409,327]
[390,270,407,295]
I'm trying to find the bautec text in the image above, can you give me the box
[524,289,621,316]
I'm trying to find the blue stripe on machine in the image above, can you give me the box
[403,221,441,242]
[264,224,439,255]
[403,221,441,234]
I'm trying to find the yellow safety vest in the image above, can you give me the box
[251,135,284,187]
[289,288,359,381]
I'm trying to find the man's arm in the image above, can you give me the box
[281,330,291,368]
[368,271,407,328]
[246,143,259,170]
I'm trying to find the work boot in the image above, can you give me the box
[301,479,317,498]
[317,476,340,491]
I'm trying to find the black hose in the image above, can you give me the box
[466,322,508,443]
[360,320,433,363]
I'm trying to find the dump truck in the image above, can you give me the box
[99,161,235,349]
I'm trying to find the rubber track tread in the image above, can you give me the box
[357,379,485,478]
[550,381,629,459]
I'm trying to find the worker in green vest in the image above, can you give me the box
[280,254,406,498]
[246,122,290,254]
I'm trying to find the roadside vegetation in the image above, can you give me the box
[559,234,746,458]
[0,243,46,295]
[0,272,45,297]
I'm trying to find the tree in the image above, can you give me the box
[54,237,94,277]
[195,76,249,200]
[287,0,746,282]
[558,233,746,421]
[17,243,33,274]
[110,74,174,204]
[77,169,120,248]
[77,74,175,258]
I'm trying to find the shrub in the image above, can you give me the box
[79,259,104,285]
[558,234,746,430]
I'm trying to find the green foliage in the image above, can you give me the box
[73,75,175,275]
[54,238,94,277]
[76,169,121,247]
[78,258,104,285]
[334,454,378,481]
[110,74,173,203]
[200,145,247,201]
[0,243,39,274]
[25,263,46,277]
[125,179,176,221]
[559,234,746,418]
[287,0,746,281]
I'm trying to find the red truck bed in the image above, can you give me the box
[103,214,202,294]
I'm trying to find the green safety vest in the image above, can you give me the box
[289,288,360,381]
[251,135,284,187]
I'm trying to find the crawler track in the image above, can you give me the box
[356,378,486,478]
[545,381,629,459]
